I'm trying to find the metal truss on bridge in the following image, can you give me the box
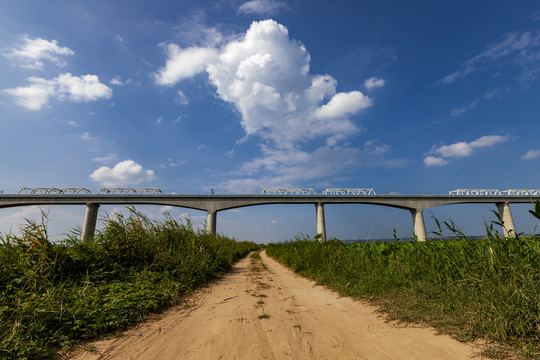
[322,188,376,195]
[449,189,540,196]
[98,187,163,195]
[500,189,540,195]
[18,187,91,195]
[262,188,316,195]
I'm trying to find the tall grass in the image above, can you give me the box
[0,208,259,359]
[266,220,540,358]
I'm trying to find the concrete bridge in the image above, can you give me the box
[1,194,539,241]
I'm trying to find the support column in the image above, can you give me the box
[82,203,100,241]
[410,208,427,241]
[207,210,217,235]
[316,203,326,242]
[496,202,516,237]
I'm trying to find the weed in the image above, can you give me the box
[258,313,271,319]
[266,210,540,358]
[0,207,259,359]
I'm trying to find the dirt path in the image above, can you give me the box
[73,251,484,360]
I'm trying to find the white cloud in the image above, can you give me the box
[439,30,540,84]
[3,78,54,110]
[156,20,372,148]
[424,156,448,166]
[217,142,406,193]
[55,73,112,102]
[160,205,173,213]
[0,206,84,239]
[5,34,73,69]
[158,158,187,169]
[425,135,509,166]
[79,132,98,141]
[154,45,218,86]
[521,149,540,160]
[65,120,80,128]
[90,160,156,186]
[315,91,372,119]
[197,144,208,150]
[176,90,189,105]
[110,75,131,86]
[92,154,119,164]
[156,116,163,125]
[153,20,404,190]
[450,100,479,117]
[436,135,508,158]
[3,73,112,110]
[364,77,385,89]
[238,0,289,15]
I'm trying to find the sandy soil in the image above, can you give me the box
[72,251,484,360]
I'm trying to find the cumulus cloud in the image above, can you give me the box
[90,160,156,186]
[437,135,508,158]
[521,149,540,160]
[424,135,508,166]
[153,20,398,191]
[3,73,112,110]
[315,91,372,119]
[154,45,217,86]
[3,78,54,110]
[155,20,372,147]
[364,77,385,89]
[424,156,448,166]
[5,34,73,69]
[238,0,289,15]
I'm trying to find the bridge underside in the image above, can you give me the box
[1,194,537,241]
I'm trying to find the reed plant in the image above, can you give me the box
[0,208,258,359]
[267,213,540,358]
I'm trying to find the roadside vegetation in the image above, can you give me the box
[0,207,259,359]
[266,206,540,359]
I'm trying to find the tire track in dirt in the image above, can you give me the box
[72,250,484,360]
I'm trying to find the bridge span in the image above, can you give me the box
[1,194,539,241]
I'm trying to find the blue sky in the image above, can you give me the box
[1,0,540,243]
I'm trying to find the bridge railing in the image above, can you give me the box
[449,188,540,196]
[98,187,163,195]
[322,188,376,195]
[262,188,315,195]
[449,189,501,195]
[18,187,92,195]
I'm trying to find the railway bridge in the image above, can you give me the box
[1,187,539,241]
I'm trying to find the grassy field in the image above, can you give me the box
[266,223,540,358]
[0,208,259,359]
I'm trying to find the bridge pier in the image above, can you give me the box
[410,208,427,241]
[207,210,217,235]
[82,203,100,241]
[496,202,516,237]
[316,203,326,241]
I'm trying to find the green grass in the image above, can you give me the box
[266,228,540,358]
[0,207,259,359]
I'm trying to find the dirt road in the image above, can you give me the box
[73,251,483,359]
